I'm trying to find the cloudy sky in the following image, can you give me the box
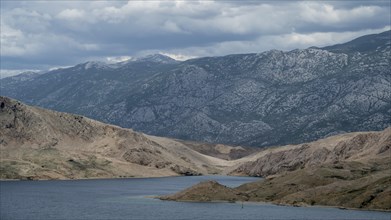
[0,0,390,77]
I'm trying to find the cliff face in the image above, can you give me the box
[0,96,235,180]
[1,31,390,147]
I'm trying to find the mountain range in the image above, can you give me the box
[1,31,390,147]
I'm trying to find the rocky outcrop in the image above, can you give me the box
[160,180,248,202]
[1,31,390,147]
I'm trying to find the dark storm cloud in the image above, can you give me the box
[1,0,390,75]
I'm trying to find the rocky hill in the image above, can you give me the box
[160,180,247,202]
[229,127,391,176]
[0,96,240,180]
[160,128,391,211]
[1,31,390,147]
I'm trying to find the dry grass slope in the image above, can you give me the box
[161,128,391,211]
[0,96,235,180]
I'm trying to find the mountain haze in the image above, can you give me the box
[1,31,390,147]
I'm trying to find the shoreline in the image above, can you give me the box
[2,175,390,213]
[0,174,180,182]
[0,174,262,182]
[157,197,391,213]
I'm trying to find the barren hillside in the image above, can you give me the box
[230,128,391,176]
[161,128,391,210]
[0,96,237,180]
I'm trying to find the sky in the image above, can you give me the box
[0,0,390,78]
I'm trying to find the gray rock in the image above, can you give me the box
[1,31,390,147]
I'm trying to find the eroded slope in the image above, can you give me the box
[0,96,233,179]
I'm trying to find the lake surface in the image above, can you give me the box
[1,176,390,220]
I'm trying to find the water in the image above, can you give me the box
[1,176,390,220]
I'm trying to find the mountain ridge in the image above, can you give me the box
[1,31,390,147]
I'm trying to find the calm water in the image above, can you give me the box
[1,176,390,220]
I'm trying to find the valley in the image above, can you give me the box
[1,96,390,211]
[0,31,390,212]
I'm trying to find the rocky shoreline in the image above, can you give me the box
[159,162,391,211]
[159,127,391,212]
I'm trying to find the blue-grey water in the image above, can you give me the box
[1,176,390,220]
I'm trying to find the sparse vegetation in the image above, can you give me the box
[0,96,236,180]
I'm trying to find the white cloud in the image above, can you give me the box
[48,66,73,71]
[5,8,52,32]
[159,52,197,61]
[79,43,100,51]
[162,20,188,34]
[0,22,45,56]
[153,26,391,58]
[0,0,389,70]
[299,3,382,25]
[0,23,24,56]
[273,26,391,49]
[57,9,85,20]
[106,56,132,63]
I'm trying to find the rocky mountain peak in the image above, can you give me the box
[136,54,178,64]
[83,61,110,70]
